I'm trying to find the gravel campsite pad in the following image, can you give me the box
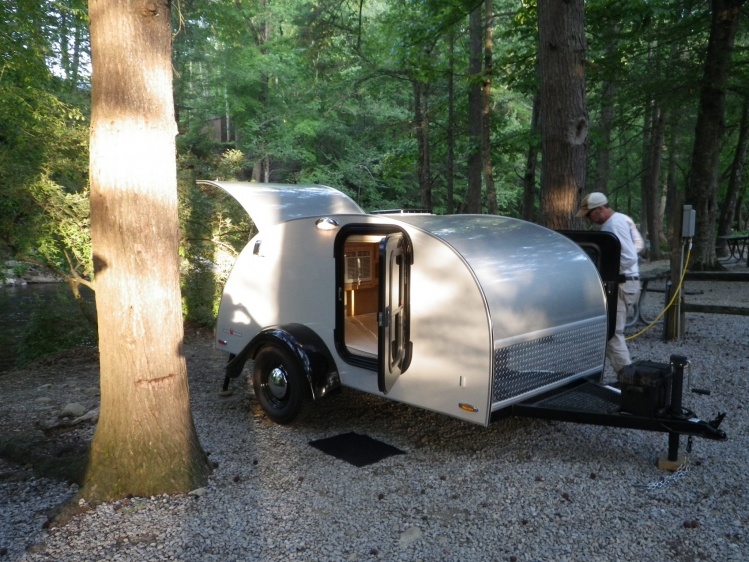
[1,267,748,562]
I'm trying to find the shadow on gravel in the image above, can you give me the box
[0,430,89,485]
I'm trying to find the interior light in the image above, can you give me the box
[315,217,339,231]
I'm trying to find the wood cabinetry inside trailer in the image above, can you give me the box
[343,239,380,358]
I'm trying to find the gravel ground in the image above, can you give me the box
[1,260,747,562]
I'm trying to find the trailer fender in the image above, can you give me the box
[224,324,339,400]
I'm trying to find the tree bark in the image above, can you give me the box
[644,103,666,260]
[482,0,497,215]
[717,93,749,253]
[593,26,618,193]
[537,0,588,230]
[595,80,616,193]
[685,0,744,270]
[447,30,456,214]
[522,94,540,222]
[413,80,432,210]
[83,0,211,502]
[466,6,483,213]
[665,115,683,250]
[640,97,653,250]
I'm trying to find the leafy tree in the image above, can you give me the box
[1,0,93,326]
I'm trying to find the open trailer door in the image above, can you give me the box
[377,232,413,393]
[558,230,620,341]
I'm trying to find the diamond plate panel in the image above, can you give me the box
[492,320,607,403]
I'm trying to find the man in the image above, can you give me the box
[577,192,645,379]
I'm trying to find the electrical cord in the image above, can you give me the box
[626,239,692,341]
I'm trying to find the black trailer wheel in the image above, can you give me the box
[252,345,309,424]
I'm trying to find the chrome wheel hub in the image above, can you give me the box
[268,367,288,399]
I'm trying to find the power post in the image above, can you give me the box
[664,205,695,341]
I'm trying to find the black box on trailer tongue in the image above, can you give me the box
[620,360,673,417]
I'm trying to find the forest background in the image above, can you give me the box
[1,0,747,363]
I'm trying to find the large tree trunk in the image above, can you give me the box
[413,80,432,210]
[595,80,616,193]
[665,115,683,247]
[537,0,588,230]
[644,103,666,260]
[447,30,456,214]
[522,94,540,222]
[593,26,618,193]
[639,97,653,250]
[482,0,497,215]
[717,93,749,254]
[83,0,211,502]
[466,6,483,213]
[686,0,744,270]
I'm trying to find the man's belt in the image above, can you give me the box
[618,275,639,282]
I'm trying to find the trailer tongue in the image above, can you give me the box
[506,355,726,468]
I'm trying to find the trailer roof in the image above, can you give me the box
[198,181,365,232]
[391,213,602,341]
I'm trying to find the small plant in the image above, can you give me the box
[12,264,28,279]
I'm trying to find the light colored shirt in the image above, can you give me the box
[600,212,643,276]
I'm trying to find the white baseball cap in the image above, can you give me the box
[576,192,609,217]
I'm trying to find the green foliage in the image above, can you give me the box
[12,264,28,278]
[5,0,749,330]
[177,150,254,326]
[1,0,90,278]
[15,287,96,367]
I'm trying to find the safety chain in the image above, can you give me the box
[639,436,694,490]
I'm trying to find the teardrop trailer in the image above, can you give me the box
[202,181,726,466]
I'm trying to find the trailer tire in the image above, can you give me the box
[252,344,310,424]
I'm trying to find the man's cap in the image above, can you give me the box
[576,192,608,217]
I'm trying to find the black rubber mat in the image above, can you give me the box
[309,432,405,467]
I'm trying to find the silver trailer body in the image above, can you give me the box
[207,181,608,426]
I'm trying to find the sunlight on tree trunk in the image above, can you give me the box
[82,0,211,502]
[537,0,587,230]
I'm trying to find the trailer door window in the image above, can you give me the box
[377,232,413,393]
[335,226,412,388]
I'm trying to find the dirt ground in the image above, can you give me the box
[0,327,219,487]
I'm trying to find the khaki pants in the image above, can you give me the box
[606,279,641,375]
